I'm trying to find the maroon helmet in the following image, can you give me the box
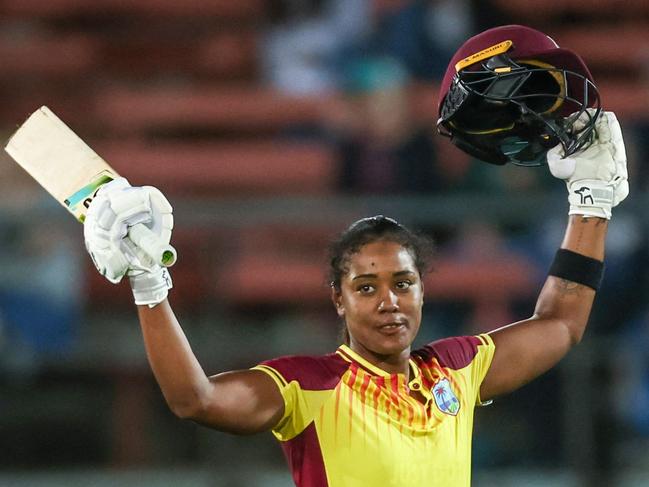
[437,24,601,166]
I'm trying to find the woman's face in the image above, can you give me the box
[333,240,424,359]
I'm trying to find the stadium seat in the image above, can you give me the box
[95,140,337,196]
[0,34,98,78]
[1,0,264,19]
[85,226,216,311]
[553,25,649,71]
[97,31,258,80]
[216,222,538,309]
[492,0,648,19]
[93,86,334,133]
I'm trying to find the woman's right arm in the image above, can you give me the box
[138,299,285,434]
[82,180,283,434]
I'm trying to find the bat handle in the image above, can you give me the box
[127,224,177,267]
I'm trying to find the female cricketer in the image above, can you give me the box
[82,25,629,487]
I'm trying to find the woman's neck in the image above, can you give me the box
[349,341,412,379]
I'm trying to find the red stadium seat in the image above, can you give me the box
[93,86,335,133]
[197,32,260,79]
[492,0,648,19]
[553,26,649,71]
[423,258,537,301]
[0,0,264,19]
[0,34,98,78]
[596,80,649,122]
[85,226,216,311]
[96,31,259,80]
[216,222,538,310]
[94,140,337,196]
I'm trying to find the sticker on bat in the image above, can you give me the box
[64,170,116,222]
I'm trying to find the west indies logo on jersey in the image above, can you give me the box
[433,378,460,416]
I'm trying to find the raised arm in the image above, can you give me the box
[137,300,284,434]
[83,179,284,434]
[481,216,605,399]
[480,111,629,400]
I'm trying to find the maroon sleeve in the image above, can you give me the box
[260,353,350,391]
[412,336,481,370]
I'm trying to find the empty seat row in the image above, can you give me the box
[1,0,264,19]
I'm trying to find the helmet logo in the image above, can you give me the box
[455,40,513,72]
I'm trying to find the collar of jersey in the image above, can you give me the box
[336,344,420,380]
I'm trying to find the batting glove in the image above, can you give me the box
[84,177,174,306]
[547,110,629,219]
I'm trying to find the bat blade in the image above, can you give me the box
[5,106,117,222]
[3,106,176,267]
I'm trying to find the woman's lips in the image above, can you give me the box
[377,321,407,334]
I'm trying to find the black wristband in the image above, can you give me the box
[548,249,604,291]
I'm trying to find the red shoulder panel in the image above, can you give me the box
[260,352,350,391]
[412,336,481,370]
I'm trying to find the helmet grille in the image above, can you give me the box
[437,53,600,166]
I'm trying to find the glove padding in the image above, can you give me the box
[84,177,173,306]
[547,110,629,219]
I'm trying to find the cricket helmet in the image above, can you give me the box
[437,24,601,166]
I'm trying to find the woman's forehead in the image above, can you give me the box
[346,241,416,274]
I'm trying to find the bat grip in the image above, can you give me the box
[127,224,177,267]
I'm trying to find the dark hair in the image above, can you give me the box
[328,215,435,292]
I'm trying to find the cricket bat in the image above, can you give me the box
[3,106,177,267]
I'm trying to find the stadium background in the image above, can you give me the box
[0,1,648,485]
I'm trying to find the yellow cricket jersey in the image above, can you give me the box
[252,334,495,487]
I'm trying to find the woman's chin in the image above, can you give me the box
[364,333,413,357]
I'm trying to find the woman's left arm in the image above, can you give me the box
[481,215,606,399]
[480,111,628,400]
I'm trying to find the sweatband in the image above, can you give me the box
[548,249,604,291]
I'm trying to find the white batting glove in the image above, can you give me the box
[547,110,629,219]
[84,177,174,306]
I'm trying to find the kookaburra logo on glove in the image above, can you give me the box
[574,187,594,206]
[161,268,172,288]
[573,185,615,208]
[548,110,629,220]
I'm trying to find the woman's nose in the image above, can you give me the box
[378,289,399,312]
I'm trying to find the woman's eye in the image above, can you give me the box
[358,284,374,293]
[395,280,412,290]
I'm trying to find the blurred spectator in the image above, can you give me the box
[469,0,516,32]
[336,0,472,81]
[261,0,368,95]
[0,158,83,374]
[333,56,440,193]
[260,0,477,95]
[615,303,649,464]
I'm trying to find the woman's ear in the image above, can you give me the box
[331,286,345,317]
